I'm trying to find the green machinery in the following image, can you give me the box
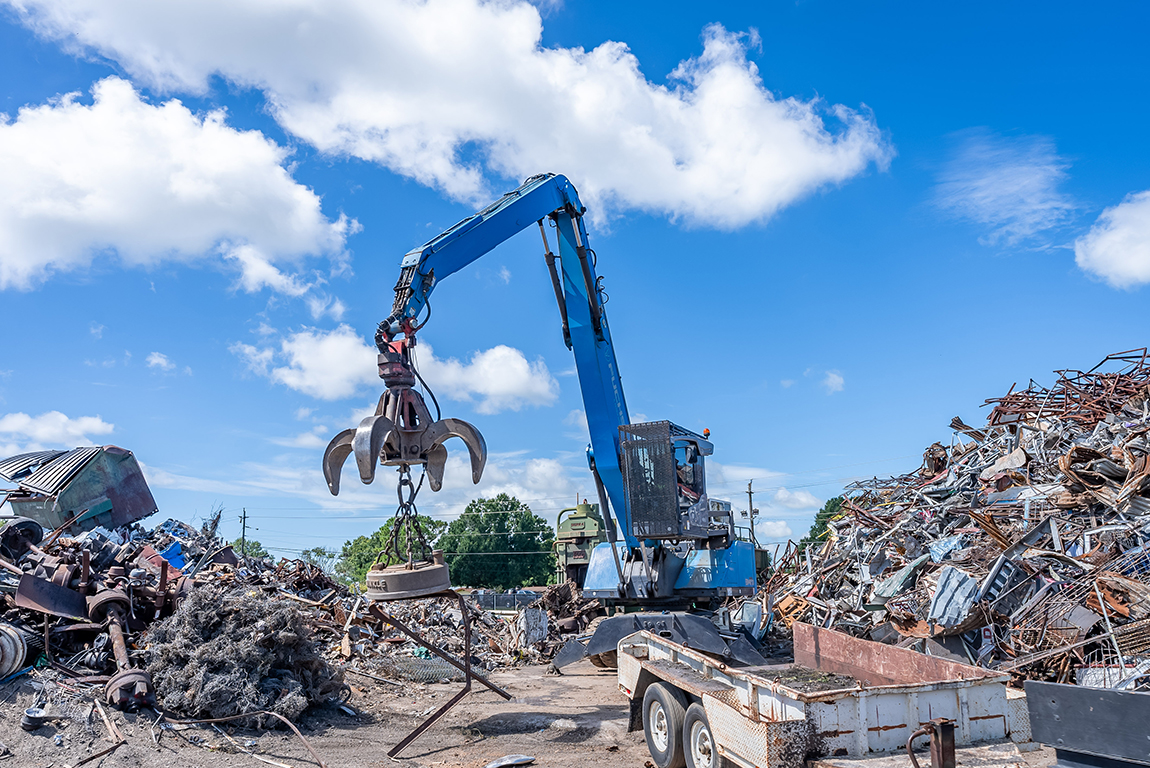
[553,501,608,588]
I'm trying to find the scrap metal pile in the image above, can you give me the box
[0,505,577,729]
[767,348,1150,687]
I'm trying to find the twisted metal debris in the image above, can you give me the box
[766,348,1150,688]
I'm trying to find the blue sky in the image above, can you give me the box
[2,1,1149,558]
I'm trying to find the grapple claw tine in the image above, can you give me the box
[353,415,396,485]
[426,417,487,484]
[425,444,448,492]
[322,428,356,496]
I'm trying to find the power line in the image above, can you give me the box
[226,452,921,516]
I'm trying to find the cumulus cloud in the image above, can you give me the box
[934,130,1075,246]
[0,410,114,452]
[756,520,793,540]
[232,325,558,412]
[146,351,175,371]
[9,1,890,227]
[0,76,353,290]
[1075,191,1150,289]
[822,370,844,394]
[772,486,822,510]
[415,343,558,414]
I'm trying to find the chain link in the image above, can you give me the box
[379,464,432,567]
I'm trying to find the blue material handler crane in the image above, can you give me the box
[323,174,764,668]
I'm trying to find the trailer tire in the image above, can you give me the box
[642,683,688,768]
[684,702,726,768]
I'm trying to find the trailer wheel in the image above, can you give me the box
[642,683,688,768]
[684,702,725,768]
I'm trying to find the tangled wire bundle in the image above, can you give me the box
[144,587,344,726]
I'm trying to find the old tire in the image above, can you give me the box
[643,683,688,768]
[683,702,726,768]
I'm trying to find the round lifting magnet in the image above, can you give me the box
[365,550,451,601]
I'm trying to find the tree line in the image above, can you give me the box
[234,493,557,590]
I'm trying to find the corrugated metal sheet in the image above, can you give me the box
[928,565,980,628]
[19,447,101,496]
[0,450,66,483]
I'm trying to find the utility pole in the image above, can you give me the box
[240,507,247,557]
[747,481,758,547]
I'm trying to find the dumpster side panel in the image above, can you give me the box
[965,683,1010,742]
[806,697,860,757]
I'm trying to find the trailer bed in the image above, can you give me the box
[618,622,1032,767]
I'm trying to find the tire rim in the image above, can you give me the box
[691,719,714,768]
[649,700,669,752]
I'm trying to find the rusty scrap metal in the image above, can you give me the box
[761,348,1150,689]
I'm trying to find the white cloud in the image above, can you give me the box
[779,379,794,389]
[415,343,558,414]
[705,462,785,496]
[498,266,511,284]
[0,410,114,450]
[1075,190,1150,289]
[755,520,793,540]
[146,351,175,371]
[822,370,844,394]
[268,426,329,449]
[305,294,347,321]
[934,130,1075,246]
[232,325,559,412]
[232,342,275,377]
[772,486,822,510]
[0,76,353,290]
[254,325,376,401]
[9,2,891,228]
[89,322,104,338]
[294,407,315,420]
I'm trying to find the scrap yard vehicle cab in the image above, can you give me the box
[322,173,763,670]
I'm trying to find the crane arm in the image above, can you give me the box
[378,173,636,549]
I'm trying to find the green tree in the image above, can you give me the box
[231,537,270,560]
[436,494,555,589]
[335,514,447,586]
[300,546,338,573]
[798,497,843,555]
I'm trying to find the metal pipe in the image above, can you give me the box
[154,560,168,618]
[106,609,130,671]
[906,727,930,768]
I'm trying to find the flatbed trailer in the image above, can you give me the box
[617,622,1032,768]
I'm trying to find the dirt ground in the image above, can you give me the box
[0,663,648,768]
[0,662,1057,768]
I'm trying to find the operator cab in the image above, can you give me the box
[619,421,732,543]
